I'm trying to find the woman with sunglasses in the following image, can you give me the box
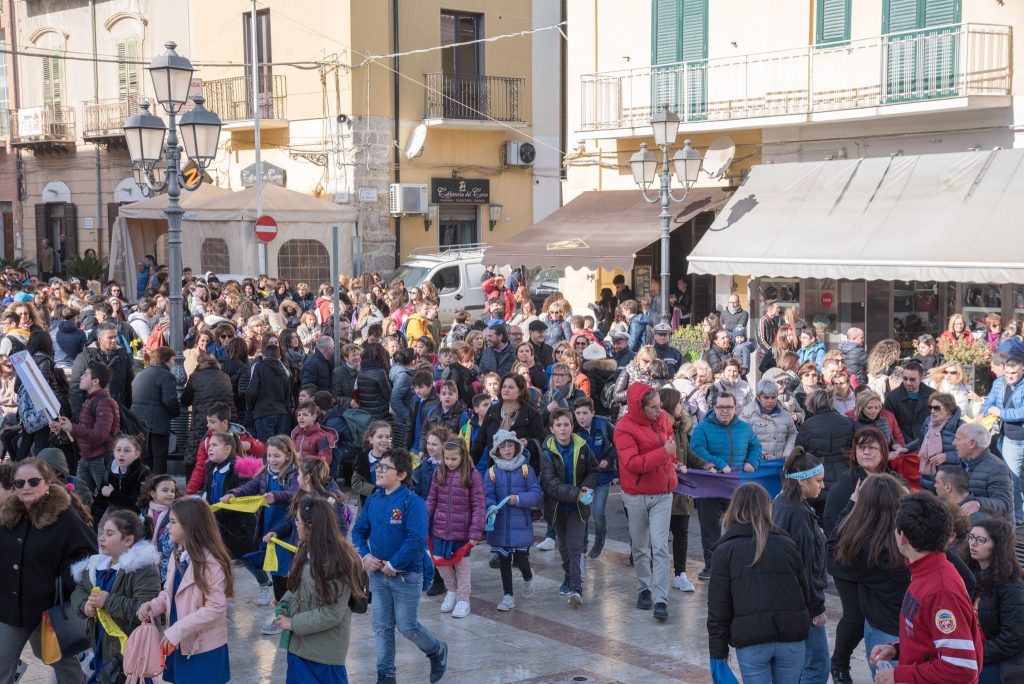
[904,392,963,491]
[928,362,982,418]
[967,516,1024,683]
[0,458,96,683]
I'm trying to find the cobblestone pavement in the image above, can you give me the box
[19,489,873,683]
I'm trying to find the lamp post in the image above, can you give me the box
[124,42,222,386]
[630,105,703,325]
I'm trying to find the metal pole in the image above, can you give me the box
[332,225,341,366]
[165,109,185,388]
[353,217,363,276]
[251,0,266,275]
[658,145,671,325]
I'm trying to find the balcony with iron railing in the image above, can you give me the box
[83,96,137,143]
[203,75,287,128]
[580,23,1012,133]
[10,106,76,150]
[423,73,527,129]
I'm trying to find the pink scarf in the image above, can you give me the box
[918,418,948,477]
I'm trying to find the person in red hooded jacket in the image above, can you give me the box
[482,275,516,322]
[612,382,681,622]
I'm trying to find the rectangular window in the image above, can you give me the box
[816,0,851,46]
[651,0,707,120]
[42,54,62,110]
[243,8,272,118]
[117,38,141,104]
[440,12,481,76]
[0,39,9,135]
[883,0,962,102]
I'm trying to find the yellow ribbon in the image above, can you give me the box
[963,414,999,431]
[263,536,299,572]
[210,495,268,514]
[90,587,128,654]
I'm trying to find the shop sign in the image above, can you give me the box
[17,107,43,137]
[241,161,287,188]
[431,178,489,204]
[821,292,834,308]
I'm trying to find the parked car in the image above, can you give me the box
[530,266,565,307]
[389,245,497,325]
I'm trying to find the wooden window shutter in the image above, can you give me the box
[817,0,851,44]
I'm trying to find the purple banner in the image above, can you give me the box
[674,458,783,500]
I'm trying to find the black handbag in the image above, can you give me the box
[348,571,370,614]
[42,574,90,663]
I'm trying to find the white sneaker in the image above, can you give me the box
[496,594,515,611]
[536,537,555,551]
[261,619,282,635]
[440,591,457,613]
[672,573,696,592]
[256,584,273,606]
[452,600,471,618]
[522,579,535,598]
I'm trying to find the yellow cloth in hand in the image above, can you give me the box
[263,536,300,572]
[210,495,267,513]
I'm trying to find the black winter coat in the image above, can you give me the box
[203,458,257,558]
[771,495,827,617]
[181,361,234,464]
[222,358,249,421]
[69,344,135,419]
[130,363,180,435]
[300,351,333,393]
[245,357,292,419]
[331,363,359,410]
[356,363,392,421]
[975,576,1024,677]
[471,401,545,467]
[707,523,812,659]
[796,410,855,492]
[443,362,478,408]
[884,384,936,442]
[0,485,96,627]
[91,457,151,522]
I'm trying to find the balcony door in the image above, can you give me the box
[440,11,482,119]
[884,0,961,102]
[651,0,707,122]
[243,8,273,118]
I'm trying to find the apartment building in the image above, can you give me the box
[0,0,19,259]
[567,0,1024,346]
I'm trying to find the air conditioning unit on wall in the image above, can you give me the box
[505,140,536,166]
[389,183,429,215]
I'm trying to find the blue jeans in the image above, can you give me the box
[239,551,271,586]
[979,664,1002,684]
[999,436,1024,522]
[254,413,290,442]
[735,640,806,684]
[801,624,831,684]
[368,571,441,678]
[75,453,112,496]
[863,620,899,677]
[585,482,611,548]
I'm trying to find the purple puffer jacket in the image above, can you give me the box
[426,469,486,542]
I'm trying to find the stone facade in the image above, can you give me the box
[348,114,396,274]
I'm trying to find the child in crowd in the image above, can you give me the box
[484,430,543,612]
[137,473,182,581]
[290,401,338,464]
[351,449,449,684]
[186,402,266,495]
[91,433,150,523]
[572,397,618,559]
[409,371,438,455]
[200,431,262,578]
[420,381,469,452]
[390,349,417,451]
[351,421,392,503]
[276,497,365,683]
[221,434,299,609]
[480,372,501,403]
[138,498,234,684]
[427,440,485,618]
[434,346,452,382]
[539,408,598,607]
[465,393,493,475]
[71,510,161,684]
[414,426,452,597]
[313,391,356,481]
[414,336,436,367]
[297,384,317,407]
[732,328,756,377]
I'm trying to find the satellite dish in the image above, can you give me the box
[404,123,427,159]
[703,136,736,179]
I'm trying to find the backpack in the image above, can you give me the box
[122,622,163,684]
[144,323,169,354]
[342,408,374,446]
[487,464,530,482]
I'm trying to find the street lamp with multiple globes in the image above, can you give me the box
[123,41,222,386]
[630,104,703,325]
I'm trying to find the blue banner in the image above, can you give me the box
[674,458,783,500]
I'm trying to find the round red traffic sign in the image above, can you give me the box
[821,292,834,308]
[255,214,277,243]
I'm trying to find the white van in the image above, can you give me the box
[388,245,495,325]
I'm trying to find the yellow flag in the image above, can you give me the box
[210,495,267,514]
[91,587,128,654]
[263,536,300,571]
[271,537,299,553]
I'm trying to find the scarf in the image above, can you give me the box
[919,416,949,477]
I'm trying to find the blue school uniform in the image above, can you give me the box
[163,559,230,684]
[286,653,349,684]
[86,568,121,684]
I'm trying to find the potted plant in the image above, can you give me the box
[62,254,109,282]
[936,336,992,395]
[670,324,706,362]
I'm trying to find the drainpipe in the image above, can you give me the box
[91,0,102,259]
[391,0,401,268]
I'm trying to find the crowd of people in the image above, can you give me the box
[0,258,1021,683]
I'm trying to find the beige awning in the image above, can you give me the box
[689,149,1024,283]
[116,182,231,220]
[483,188,732,270]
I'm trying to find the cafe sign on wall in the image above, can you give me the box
[431,178,489,204]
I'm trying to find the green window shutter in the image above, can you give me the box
[652,0,681,66]
[680,0,707,61]
[43,55,62,110]
[923,0,960,27]
[117,38,140,101]
[885,0,920,33]
[817,0,850,44]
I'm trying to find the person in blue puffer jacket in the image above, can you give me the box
[796,328,827,371]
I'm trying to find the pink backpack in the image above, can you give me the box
[122,622,163,684]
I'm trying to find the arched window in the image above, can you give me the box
[200,238,230,274]
[277,239,329,285]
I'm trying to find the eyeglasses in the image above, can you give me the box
[219,334,233,340]
[929,404,944,412]
[373,463,395,473]
[967,533,990,545]
[574,341,587,347]
[944,369,959,375]
[644,402,662,411]
[654,332,669,337]
[14,477,43,489]
[714,405,735,411]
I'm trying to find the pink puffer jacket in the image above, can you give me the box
[426,468,486,542]
[145,551,228,657]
